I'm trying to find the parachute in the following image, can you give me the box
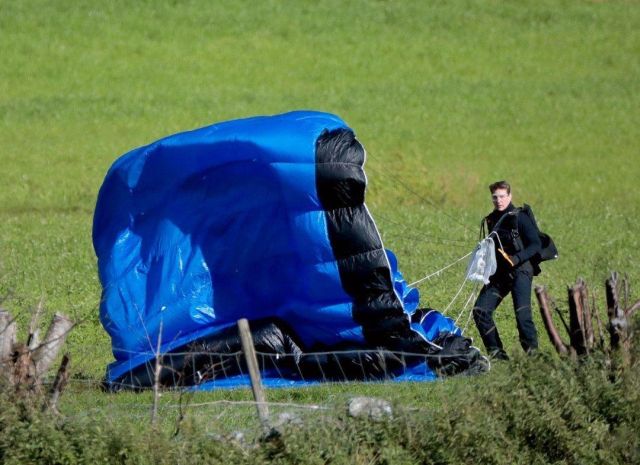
[93,110,486,389]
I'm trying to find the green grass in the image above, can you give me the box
[1,0,640,440]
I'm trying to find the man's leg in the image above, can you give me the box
[473,281,508,358]
[511,271,538,353]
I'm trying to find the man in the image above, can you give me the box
[473,181,541,360]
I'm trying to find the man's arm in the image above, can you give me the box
[511,212,541,266]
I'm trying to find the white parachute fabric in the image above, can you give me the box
[465,237,497,284]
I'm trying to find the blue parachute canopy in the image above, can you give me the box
[94,111,482,389]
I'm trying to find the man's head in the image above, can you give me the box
[489,180,512,211]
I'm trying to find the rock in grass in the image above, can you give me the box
[273,412,303,428]
[265,412,304,439]
[348,397,392,421]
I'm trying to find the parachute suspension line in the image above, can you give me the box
[461,286,480,334]
[409,251,473,287]
[454,282,477,325]
[455,281,480,333]
[441,273,469,316]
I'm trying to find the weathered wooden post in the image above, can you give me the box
[568,281,588,355]
[626,299,640,319]
[578,280,595,350]
[32,313,74,382]
[590,294,607,350]
[46,354,71,413]
[534,286,568,355]
[606,272,626,352]
[0,309,17,383]
[151,320,163,427]
[12,343,36,393]
[27,299,44,351]
[237,318,270,432]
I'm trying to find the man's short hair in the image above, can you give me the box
[489,180,511,194]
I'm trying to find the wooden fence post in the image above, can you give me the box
[578,280,595,350]
[237,318,270,432]
[12,343,36,393]
[535,286,568,355]
[27,299,44,351]
[46,354,70,413]
[606,272,626,351]
[591,294,607,350]
[568,281,588,356]
[32,313,74,381]
[0,310,17,383]
[151,320,163,427]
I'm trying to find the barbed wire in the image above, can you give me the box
[53,384,389,441]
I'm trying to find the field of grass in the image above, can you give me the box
[1,0,640,449]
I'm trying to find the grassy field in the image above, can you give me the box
[1,0,640,436]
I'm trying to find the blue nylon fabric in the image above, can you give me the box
[93,110,452,386]
[387,250,419,315]
[418,310,462,341]
[189,360,439,391]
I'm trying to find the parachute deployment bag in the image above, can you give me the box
[466,237,497,285]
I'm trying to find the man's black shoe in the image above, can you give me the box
[489,349,510,361]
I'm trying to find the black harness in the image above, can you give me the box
[480,210,523,256]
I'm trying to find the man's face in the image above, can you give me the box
[491,188,511,211]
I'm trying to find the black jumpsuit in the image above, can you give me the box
[472,203,541,359]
